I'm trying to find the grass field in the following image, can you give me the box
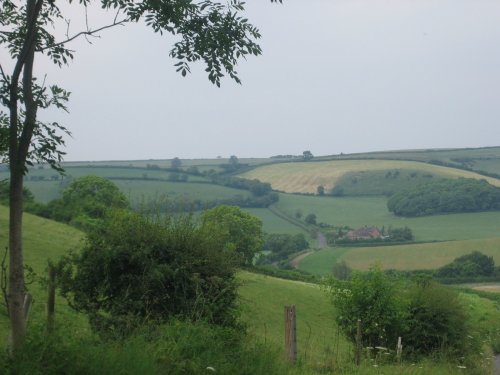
[299,238,500,275]
[113,180,252,204]
[275,194,500,242]
[243,208,310,236]
[240,159,500,194]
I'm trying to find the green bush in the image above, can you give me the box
[436,251,495,279]
[403,280,476,359]
[58,209,240,335]
[326,266,405,348]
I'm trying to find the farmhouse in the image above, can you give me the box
[346,226,382,240]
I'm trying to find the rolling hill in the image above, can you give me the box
[239,159,500,194]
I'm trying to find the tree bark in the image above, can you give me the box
[8,169,25,350]
[7,0,42,351]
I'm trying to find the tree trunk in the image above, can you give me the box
[8,168,26,350]
[7,0,42,350]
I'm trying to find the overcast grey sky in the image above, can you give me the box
[31,0,500,161]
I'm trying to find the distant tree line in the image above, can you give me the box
[383,251,500,284]
[256,233,309,265]
[387,178,500,217]
[324,225,414,246]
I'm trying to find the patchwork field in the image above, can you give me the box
[240,159,500,194]
[298,237,500,275]
[274,194,500,242]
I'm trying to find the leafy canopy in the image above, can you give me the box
[200,205,263,265]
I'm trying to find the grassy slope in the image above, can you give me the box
[240,159,500,194]
[0,208,498,374]
[238,271,350,366]
[0,205,85,342]
[300,238,500,275]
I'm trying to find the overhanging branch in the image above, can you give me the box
[39,18,128,52]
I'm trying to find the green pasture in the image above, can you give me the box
[243,208,310,237]
[276,194,500,242]
[238,271,350,367]
[240,159,500,194]
[113,180,252,205]
[299,237,500,275]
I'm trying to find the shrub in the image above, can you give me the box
[403,280,475,358]
[436,251,495,279]
[325,266,405,348]
[58,209,240,335]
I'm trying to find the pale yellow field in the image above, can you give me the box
[240,160,500,193]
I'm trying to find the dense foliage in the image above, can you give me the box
[326,267,405,348]
[200,205,263,265]
[58,209,241,334]
[29,176,129,231]
[404,280,473,358]
[326,268,476,359]
[436,251,496,279]
[257,233,309,264]
[387,178,500,217]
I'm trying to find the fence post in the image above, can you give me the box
[47,265,56,332]
[284,305,297,364]
[23,293,33,323]
[355,319,362,366]
[396,336,402,363]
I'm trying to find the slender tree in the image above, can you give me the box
[0,0,280,350]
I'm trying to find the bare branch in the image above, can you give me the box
[0,64,8,83]
[39,18,128,52]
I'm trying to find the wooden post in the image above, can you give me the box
[396,336,402,363]
[284,305,297,364]
[355,319,362,366]
[47,265,56,332]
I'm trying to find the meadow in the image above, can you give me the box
[243,208,310,236]
[299,238,500,275]
[274,194,500,242]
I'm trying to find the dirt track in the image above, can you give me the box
[290,251,313,268]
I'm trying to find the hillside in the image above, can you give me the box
[239,159,500,194]
[0,208,499,374]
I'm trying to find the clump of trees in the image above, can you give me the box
[326,267,477,360]
[436,251,499,281]
[257,233,309,265]
[388,178,500,217]
[28,176,129,231]
[200,205,263,266]
[58,209,242,335]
